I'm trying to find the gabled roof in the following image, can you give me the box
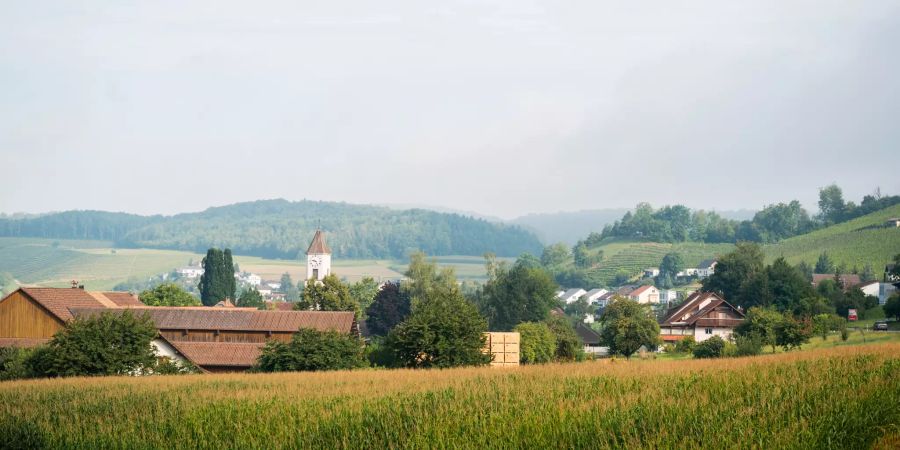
[697,259,717,270]
[7,287,144,322]
[70,307,356,333]
[660,291,744,326]
[615,285,637,296]
[306,230,331,255]
[629,285,655,297]
[560,288,586,300]
[575,323,601,345]
[584,288,607,298]
[811,273,861,288]
[163,339,264,369]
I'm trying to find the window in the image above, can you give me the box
[705,328,713,335]
[312,268,319,279]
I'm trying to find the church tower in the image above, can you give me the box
[306,229,332,281]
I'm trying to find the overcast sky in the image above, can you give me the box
[1,1,898,219]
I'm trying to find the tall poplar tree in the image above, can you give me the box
[224,248,237,301]
[198,248,232,306]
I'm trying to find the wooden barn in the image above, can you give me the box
[0,287,359,373]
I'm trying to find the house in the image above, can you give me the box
[0,286,358,373]
[696,259,718,279]
[576,323,607,356]
[885,218,900,228]
[0,287,144,348]
[811,273,861,290]
[176,266,204,279]
[583,288,609,304]
[555,290,566,299]
[628,285,660,304]
[676,268,698,278]
[71,307,358,372]
[559,288,587,304]
[659,292,744,343]
[256,286,273,297]
[595,291,617,308]
[238,273,262,287]
[857,281,880,298]
[659,289,678,303]
[643,268,660,278]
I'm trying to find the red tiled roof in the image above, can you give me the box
[0,338,50,348]
[18,287,109,322]
[306,230,331,254]
[165,340,264,368]
[811,274,862,289]
[101,292,145,307]
[629,285,654,296]
[70,308,356,333]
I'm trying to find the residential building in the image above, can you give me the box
[659,289,678,303]
[659,292,744,343]
[857,281,880,298]
[576,323,607,357]
[643,268,660,278]
[559,288,587,305]
[628,285,660,304]
[177,266,205,279]
[583,288,609,304]
[696,259,718,279]
[885,218,900,228]
[880,283,898,305]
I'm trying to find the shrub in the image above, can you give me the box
[33,311,158,377]
[153,357,199,375]
[674,336,696,353]
[544,315,585,362]
[365,337,398,368]
[256,328,366,372]
[0,347,36,381]
[514,322,556,364]
[733,333,763,357]
[775,316,811,351]
[693,336,726,359]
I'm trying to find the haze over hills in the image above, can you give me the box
[0,199,542,260]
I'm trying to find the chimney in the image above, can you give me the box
[71,280,78,289]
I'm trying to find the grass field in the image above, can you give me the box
[1,343,897,448]
[0,238,497,291]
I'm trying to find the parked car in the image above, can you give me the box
[873,321,889,331]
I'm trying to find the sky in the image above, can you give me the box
[1,1,898,219]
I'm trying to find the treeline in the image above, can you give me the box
[0,199,542,259]
[590,185,899,245]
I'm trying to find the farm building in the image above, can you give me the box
[659,292,744,343]
[0,287,359,373]
[811,274,861,290]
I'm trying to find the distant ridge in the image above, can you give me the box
[0,199,543,260]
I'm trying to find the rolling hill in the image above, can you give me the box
[0,199,543,259]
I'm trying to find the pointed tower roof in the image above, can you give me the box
[306,230,331,255]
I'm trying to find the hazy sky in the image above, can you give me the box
[2,1,898,219]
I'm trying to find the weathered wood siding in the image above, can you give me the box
[159,329,294,343]
[0,291,64,338]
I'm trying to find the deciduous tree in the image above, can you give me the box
[365,281,411,336]
[139,283,200,306]
[256,328,365,372]
[599,297,660,359]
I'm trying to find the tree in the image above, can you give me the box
[814,252,834,274]
[198,248,233,306]
[223,249,237,301]
[514,322,556,364]
[255,328,365,372]
[477,254,559,331]
[599,297,660,358]
[735,307,783,353]
[766,257,816,313]
[658,252,684,282]
[403,251,459,303]
[674,336,696,353]
[884,293,900,321]
[795,261,814,282]
[692,336,726,358]
[541,243,570,268]
[775,316,811,350]
[139,283,200,306]
[818,184,846,224]
[812,313,844,341]
[30,311,157,377]
[573,243,591,269]
[279,272,299,301]
[348,277,380,318]
[564,297,595,320]
[859,264,876,283]
[701,242,765,308]
[386,289,491,368]
[544,314,584,361]
[365,282,411,336]
[236,287,265,309]
[296,274,358,312]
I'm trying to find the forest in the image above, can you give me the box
[0,199,543,259]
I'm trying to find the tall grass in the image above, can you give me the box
[1,344,898,449]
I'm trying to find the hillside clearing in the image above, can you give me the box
[1,343,897,448]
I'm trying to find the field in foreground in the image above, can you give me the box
[1,344,898,449]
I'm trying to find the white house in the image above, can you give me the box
[628,285,660,304]
[660,292,744,343]
[886,218,900,228]
[559,288,588,304]
[238,273,262,286]
[696,259,718,279]
[676,268,699,278]
[659,289,678,303]
[176,266,204,279]
[583,288,609,304]
[858,281,880,298]
[643,268,660,278]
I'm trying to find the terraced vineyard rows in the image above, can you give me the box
[578,241,734,286]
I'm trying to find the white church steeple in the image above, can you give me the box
[306,229,332,281]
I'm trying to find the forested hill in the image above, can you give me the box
[0,200,543,259]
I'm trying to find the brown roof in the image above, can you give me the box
[0,338,50,348]
[306,229,331,255]
[165,340,264,368]
[629,285,654,296]
[660,291,744,327]
[70,307,356,333]
[575,323,601,345]
[6,288,146,322]
[811,274,862,289]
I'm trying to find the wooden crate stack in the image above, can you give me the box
[483,332,520,367]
